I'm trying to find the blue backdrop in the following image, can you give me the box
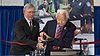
[94,6,100,55]
[0,6,100,55]
[0,6,24,55]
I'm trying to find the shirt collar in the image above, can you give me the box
[57,24,63,29]
[24,16,32,27]
[25,16,30,24]
[57,24,59,28]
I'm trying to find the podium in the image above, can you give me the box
[50,49,80,55]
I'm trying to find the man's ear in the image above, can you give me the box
[23,10,25,14]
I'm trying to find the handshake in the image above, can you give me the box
[37,32,54,49]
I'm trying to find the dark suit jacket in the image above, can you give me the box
[9,17,39,55]
[42,20,76,55]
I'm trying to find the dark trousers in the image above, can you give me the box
[54,0,60,12]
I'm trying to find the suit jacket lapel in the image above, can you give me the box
[23,18,31,32]
[52,21,57,38]
[61,22,69,38]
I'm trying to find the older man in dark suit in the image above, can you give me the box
[9,3,45,55]
[38,9,76,55]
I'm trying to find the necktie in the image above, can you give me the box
[52,26,62,50]
[30,21,32,32]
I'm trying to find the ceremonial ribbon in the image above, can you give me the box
[1,40,100,48]
[1,40,27,45]
[73,41,100,45]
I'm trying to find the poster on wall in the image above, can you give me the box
[24,0,94,55]
[94,0,100,6]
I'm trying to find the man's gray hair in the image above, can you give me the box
[23,3,35,12]
[56,9,69,19]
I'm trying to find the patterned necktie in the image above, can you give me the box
[52,26,62,50]
[30,21,32,32]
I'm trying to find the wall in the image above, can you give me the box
[0,0,24,6]
[94,0,100,6]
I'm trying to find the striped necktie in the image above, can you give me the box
[52,26,62,50]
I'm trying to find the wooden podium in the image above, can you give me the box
[50,49,80,55]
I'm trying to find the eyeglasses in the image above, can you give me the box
[27,11,35,14]
[57,18,66,21]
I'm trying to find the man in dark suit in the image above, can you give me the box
[9,3,45,55]
[38,9,76,55]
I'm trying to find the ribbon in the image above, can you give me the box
[1,40,27,45]
[1,40,100,48]
[73,41,100,45]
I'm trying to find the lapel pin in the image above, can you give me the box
[64,27,66,30]
[34,25,36,27]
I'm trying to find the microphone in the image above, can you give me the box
[74,38,87,41]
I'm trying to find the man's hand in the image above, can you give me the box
[37,43,46,49]
[38,37,46,43]
[43,33,52,39]
[40,32,52,40]
[40,32,45,37]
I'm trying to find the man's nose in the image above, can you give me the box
[59,20,62,23]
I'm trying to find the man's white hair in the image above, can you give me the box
[56,9,69,19]
[23,3,35,12]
